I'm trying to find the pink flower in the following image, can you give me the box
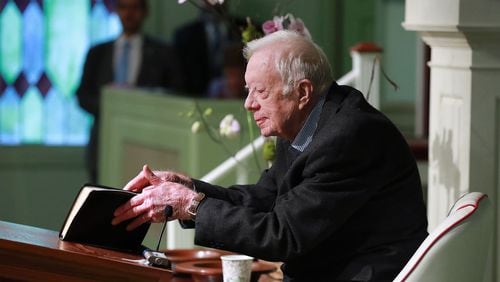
[262,20,279,35]
[260,14,311,39]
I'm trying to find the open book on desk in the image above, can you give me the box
[59,184,150,254]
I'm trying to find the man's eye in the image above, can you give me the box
[246,86,266,97]
[259,91,270,99]
[256,88,265,94]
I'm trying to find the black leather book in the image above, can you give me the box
[59,184,150,254]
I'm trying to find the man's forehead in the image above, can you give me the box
[248,50,276,70]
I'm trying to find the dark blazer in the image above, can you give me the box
[173,15,246,96]
[174,19,214,96]
[190,82,428,281]
[76,35,181,182]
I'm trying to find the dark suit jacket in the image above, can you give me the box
[173,16,246,96]
[189,82,428,281]
[76,35,181,181]
[174,19,214,96]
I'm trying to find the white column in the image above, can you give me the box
[350,42,382,109]
[167,222,194,249]
[404,1,500,281]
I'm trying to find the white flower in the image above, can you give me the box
[191,121,203,133]
[219,114,240,139]
[206,0,224,5]
[178,0,187,4]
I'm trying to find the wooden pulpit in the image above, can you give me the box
[0,220,192,281]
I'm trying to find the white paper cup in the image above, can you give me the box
[220,254,253,282]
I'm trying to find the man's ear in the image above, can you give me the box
[297,79,314,110]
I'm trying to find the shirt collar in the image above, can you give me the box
[291,93,326,152]
[116,34,142,46]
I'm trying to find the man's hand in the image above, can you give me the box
[113,168,198,230]
[112,182,198,230]
[124,164,194,192]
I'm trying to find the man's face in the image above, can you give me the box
[116,0,147,36]
[244,49,303,141]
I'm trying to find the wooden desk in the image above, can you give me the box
[0,221,192,282]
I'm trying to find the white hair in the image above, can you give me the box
[243,30,333,96]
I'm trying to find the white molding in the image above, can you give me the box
[403,23,500,33]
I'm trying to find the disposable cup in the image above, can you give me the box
[220,254,253,282]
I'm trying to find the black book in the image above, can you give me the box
[59,184,150,254]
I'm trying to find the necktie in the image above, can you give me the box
[115,40,130,84]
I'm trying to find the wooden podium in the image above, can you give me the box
[0,220,192,281]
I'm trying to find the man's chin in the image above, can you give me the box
[259,130,273,138]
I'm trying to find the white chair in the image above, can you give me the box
[394,192,493,282]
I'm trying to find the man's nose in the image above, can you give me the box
[244,95,257,111]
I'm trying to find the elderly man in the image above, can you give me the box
[113,30,428,281]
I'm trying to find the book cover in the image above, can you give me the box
[59,184,150,254]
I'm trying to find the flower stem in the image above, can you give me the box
[194,101,221,144]
[194,101,250,170]
[246,111,262,172]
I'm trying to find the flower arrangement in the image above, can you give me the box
[261,13,311,39]
[178,0,311,169]
[188,106,240,140]
[183,103,244,161]
[183,102,274,170]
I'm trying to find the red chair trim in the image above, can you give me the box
[400,194,488,281]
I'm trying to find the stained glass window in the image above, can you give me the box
[0,0,121,145]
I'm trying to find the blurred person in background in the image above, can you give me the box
[76,0,181,183]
